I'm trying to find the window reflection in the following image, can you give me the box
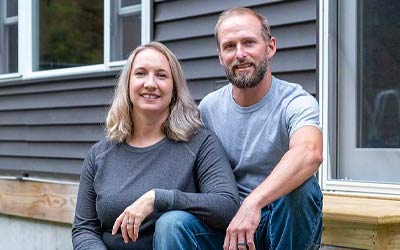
[35,0,103,71]
[358,0,400,148]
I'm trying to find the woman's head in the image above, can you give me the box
[106,41,201,142]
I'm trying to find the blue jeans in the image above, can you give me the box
[153,210,225,250]
[153,176,323,250]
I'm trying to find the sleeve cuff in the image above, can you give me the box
[154,189,174,212]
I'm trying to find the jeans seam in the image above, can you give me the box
[303,205,323,250]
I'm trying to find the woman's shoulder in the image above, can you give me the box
[88,138,119,158]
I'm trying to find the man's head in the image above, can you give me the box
[215,7,276,89]
[215,7,272,49]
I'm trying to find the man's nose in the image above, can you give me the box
[235,44,247,60]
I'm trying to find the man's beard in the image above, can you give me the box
[224,54,268,89]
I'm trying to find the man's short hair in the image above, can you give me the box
[214,7,272,50]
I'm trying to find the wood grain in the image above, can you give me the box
[323,194,400,250]
[324,195,400,224]
[0,179,78,224]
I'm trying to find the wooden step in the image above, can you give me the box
[322,194,400,250]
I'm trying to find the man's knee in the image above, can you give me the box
[284,176,322,208]
[155,210,197,236]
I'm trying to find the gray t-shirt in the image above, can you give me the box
[72,128,239,250]
[199,77,320,201]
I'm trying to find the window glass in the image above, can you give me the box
[6,0,18,17]
[121,14,141,59]
[7,24,18,73]
[0,0,18,74]
[110,1,141,61]
[358,0,400,148]
[35,0,103,71]
[335,0,400,185]
[121,0,141,7]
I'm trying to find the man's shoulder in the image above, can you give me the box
[199,84,230,109]
[274,77,305,94]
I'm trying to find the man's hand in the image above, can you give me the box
[223,198,261,250]
[112,190,155,243]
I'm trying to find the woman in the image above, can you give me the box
[72,41,239,250]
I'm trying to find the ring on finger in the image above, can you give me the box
[237,241,246,246]
[127,219,134,225]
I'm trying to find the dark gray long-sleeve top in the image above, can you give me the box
[72,128,239,250]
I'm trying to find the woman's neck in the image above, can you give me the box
[128,111,168,147]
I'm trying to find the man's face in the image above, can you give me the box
[217,14,270,88]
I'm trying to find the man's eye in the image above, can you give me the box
[246,40,255,45]
[224,44,235,50]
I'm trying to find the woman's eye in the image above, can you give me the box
[135,72,145,77]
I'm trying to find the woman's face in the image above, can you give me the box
[129,48,174,117]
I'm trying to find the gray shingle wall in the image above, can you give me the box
[0,0,317,177]
[154,0,317,99]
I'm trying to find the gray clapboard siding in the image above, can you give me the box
[154,0,317,101]
[155,0,315,41]
[0,125,105,142]
[163,21,316,61]
[0,88,113,111]
[0,107,107,125]
[0,142,92,159]
[0,0,318,178]
[0,156,83,175]
[180,47,316,80]
[155,0,286,22]
[0,76,117,96]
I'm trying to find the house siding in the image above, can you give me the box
[0,0,317,178]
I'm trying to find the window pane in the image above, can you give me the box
[0,23,18,74]
[121,0,141,7]
[35,0,103,71]
[7,24,18,73]
[6,0,18,17]
[110,9,141,61]
[358,0,400,148]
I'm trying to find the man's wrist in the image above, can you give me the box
[243,194,264,211]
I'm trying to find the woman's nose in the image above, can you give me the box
[144,75,157,89]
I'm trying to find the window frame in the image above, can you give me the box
[0,0,152,83]
[319,0,400,196]
[0,0,19,78]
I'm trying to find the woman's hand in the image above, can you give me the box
[112,190,155,243]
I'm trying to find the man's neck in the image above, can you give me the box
[232,73,272,107]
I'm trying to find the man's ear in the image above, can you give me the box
[218,51,224,65]
[267,37,277,61]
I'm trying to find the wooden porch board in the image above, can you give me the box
[323,194,400,250]
[0,179,78,224]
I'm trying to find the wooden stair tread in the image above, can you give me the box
[323,195,400,224]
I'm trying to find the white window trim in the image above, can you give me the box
[319,0,400,196]
[1,0,151,83]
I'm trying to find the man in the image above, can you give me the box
[153,7,323,250]
[198,7,323,250]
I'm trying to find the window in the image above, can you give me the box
[0,0,18,74]
[320,0,400,195]
[33,0,103,71]
[0,0,151,80]
[110,0,142,61]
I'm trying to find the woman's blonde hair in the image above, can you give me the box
[106,41,201,142]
